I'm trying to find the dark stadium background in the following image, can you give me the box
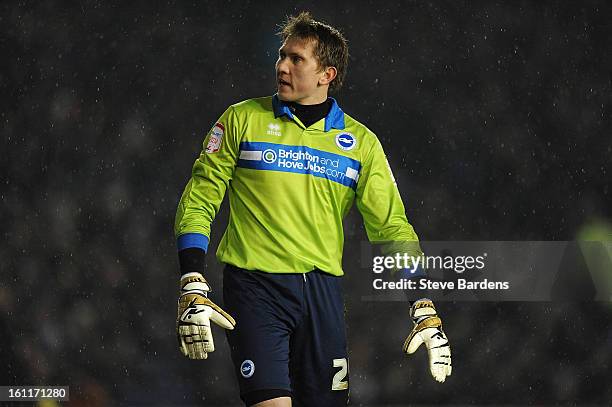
[2,1,611,406]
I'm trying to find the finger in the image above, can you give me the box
[433,346,452,359]
[177,331,189,357]
[179,325,194,357]
[201,325,215,353]
[430,364,446,383]
[180,325,207,359]
[188,326,200,359]
[190,325,208,359]
[429,347,452,383]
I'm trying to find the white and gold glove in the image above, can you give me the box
[403,298,452,382]
[177,272,236,359]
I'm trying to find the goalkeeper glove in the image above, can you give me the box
[177,272,236,359]
[403,298,452,382]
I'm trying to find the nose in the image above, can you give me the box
[276,57,289,74]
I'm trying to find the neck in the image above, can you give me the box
[290,98,329,107]
[286,98,332,128]
[293,89,329,105]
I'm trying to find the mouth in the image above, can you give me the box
[277,78,291,88]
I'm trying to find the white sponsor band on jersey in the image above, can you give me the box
[239,150,263,161]
[345,167,359,181]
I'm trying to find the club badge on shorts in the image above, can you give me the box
[205,122,224,153]
[240,359,255,378]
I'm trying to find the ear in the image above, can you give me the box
[318,66,337,86]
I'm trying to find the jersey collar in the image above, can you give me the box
[272,94,345,132]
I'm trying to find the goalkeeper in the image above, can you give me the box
[175,11,451,407]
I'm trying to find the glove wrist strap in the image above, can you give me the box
[180,272,211,293]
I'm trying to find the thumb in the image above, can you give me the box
[210,308,236,330]
[207,299,236,329]
[200,297,236,329]
[403,331,424,354]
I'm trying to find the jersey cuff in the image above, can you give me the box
[177,233,209,252]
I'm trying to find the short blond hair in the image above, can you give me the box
[278,11,349,92]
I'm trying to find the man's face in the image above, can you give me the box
[275,37,330,105]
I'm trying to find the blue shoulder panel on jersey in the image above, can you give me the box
[237,141,361,190]
[272,94,295,120]
[324,97,345,132]
[177,233,209,252]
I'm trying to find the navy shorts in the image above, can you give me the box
[223,264,349,407]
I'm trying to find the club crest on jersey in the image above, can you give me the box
[240,359,255,378]
[335,132,356,151]
[205,122,224,153]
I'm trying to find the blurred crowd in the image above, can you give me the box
[2,1,611,405]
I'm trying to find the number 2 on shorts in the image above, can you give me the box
[332,358,349,390]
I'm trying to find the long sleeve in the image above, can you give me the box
[355,135,423,263]
[174,105,243,252]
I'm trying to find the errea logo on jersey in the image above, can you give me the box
[267,123,282,136]
[335,132,356,151]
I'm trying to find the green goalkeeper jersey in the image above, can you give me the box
[175,95,420,276]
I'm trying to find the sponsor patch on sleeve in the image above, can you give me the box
[205,122,224,153]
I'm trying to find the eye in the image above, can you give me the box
[292,56,302,63]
